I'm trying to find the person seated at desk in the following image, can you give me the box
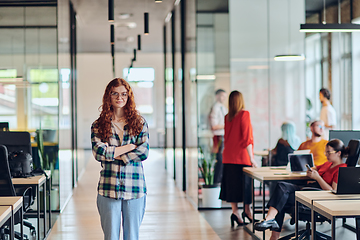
[298,120,328,166]
[270,122,301,166]
[254,139,348,240]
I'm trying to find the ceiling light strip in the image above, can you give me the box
[274,54,305,61]
[300,23,360,32]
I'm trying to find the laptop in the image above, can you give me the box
[331,167,360,194]
[293,149,311,154]
[288,153,314,172]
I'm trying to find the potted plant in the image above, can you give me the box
[198,148,222,208]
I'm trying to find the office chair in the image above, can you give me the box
[0,145,36,240]
[0,122,9,132]
[280,139,360,240]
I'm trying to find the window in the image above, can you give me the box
[0,69,17,129]
[123,68,155,126]
[28,68,59,129]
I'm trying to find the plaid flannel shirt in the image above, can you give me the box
[91,119,149,200]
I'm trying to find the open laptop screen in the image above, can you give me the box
[288,153,314,172]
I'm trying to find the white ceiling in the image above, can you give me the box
[72,0,176,53]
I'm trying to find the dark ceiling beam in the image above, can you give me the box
[0,1,57,7]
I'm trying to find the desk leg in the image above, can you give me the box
[262,180,265,240]
[356,217,360,240]
[36,185,40,240]
[295,200,298,240]
[48,178,51,230]
[20,206,23,240]
[9,211,14,240]
[311,207,315,240]
[251,178,255,233]
[43,181,47,239]
[331,217,336,240]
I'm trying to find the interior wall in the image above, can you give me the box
[352,17,360,130]
[76,52,164,149]
[229,0,306,151]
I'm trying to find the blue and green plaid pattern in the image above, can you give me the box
[91,120,149,200]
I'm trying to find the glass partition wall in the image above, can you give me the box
[196,0,306,209]
[196,10,231,208]
[0,4,61,212]
[0,1,76,213]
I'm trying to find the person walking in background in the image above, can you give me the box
[209,89,228,184]
[270,122,301,166]
[91,78,149,240]
[298,120,328,166]
[219,90,257,227]
[319,88,337,140]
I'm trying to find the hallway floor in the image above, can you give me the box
[47,149,359,240]
[48,149,219,240]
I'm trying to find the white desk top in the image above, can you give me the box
[295,191,360,204]
[313,199,360,216]
[0,196,23,210]
[12,174,46,185]
[0,206,12,223]
[244,167,309,181]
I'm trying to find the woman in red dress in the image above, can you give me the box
[219,90,258,227]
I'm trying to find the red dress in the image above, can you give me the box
[222,110,253,166]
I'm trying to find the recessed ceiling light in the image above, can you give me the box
[126,36,135,42]
[127,22,137,29]
[118,13,132,19]
[115,22,137,29]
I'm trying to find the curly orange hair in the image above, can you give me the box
[95,78,143,141]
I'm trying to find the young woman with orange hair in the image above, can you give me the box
[91,78,149,240]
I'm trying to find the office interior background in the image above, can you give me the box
[0,0,360,212]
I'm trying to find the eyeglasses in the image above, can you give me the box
[110,91,128,99]
[314,124,324,129]
[324,150,337,155]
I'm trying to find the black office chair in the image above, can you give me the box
[0,145,36,240]
[0,122,9,132]
[280,139,360,240]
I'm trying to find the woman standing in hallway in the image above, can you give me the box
[91,78,149,240]
[219,90,258,227]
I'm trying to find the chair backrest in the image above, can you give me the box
[0,145,16,196]
[0,131,32,156]
[346,139,360,167]
[0,122,9,131]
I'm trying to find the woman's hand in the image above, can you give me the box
[306,169,320,180]
[251,159,258,168]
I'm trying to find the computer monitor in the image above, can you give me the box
[0,131,32,156]
[329,130,360,146]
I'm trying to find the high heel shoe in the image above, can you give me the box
[230,213,244,227]
[241,212,259,224]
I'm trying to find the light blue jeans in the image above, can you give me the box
[97,194,146,240]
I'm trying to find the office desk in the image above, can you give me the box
[12,174,51,240]
[254,150,269,157]
[0,197,23,240]
[0,206,13,240]
[313,200,360,240]
[243,167,309,240]
[295,191,360,240]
